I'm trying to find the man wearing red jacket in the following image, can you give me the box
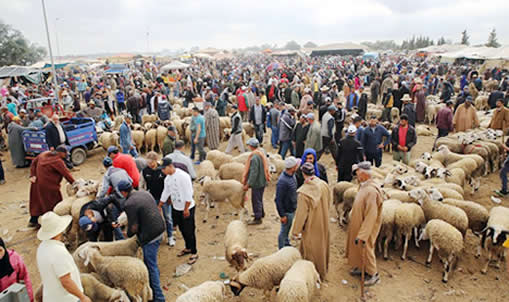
[107,146,140,189]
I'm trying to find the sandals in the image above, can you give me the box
[188,254,199,265]
[177,249,192,257]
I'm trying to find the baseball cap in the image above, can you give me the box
[301,162,315,176]
[107,146,119,154]
[55,145,68,154]
[167,125,176,132]
[306,113,315,120]
[103,157,113,167]
[79,216,98,232]
[161,157,173,168]
[246,138,259,147]
[117,180,133,192]
[352,161,371,175]
[285,156,301,169]
[328,105,337,111]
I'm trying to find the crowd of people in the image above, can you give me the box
[1,52,509,301]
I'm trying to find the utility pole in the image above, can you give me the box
[55,17,61,59]
[41,0,59,101]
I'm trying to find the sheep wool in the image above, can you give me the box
[199,176,247,222]
[176,281,225,302]
[276,260,320,302]
[86,247,153,302]
[206,150,234,169]
[394,203,425,260]
[197,160,217,179]
[235,247,302,292]
[218,162,245,182]
[225,220,249,271]
[81,273,130,302]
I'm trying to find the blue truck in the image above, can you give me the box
[23,117,98,166]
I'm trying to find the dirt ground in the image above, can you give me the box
[1,129,509,302]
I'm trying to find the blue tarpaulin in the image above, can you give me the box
[104,64,128,74]
[42,63,69,69]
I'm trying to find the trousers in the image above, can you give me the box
[173,207,197,254]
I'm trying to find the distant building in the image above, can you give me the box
[310,43,368,57]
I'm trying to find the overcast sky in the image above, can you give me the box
[1,0,507,56]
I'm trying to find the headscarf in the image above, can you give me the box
[301,148,320,177]
[0,237,14,278]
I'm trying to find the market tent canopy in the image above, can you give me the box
[435,45,509,60]
[161,61,190,71]
[311,42,368,57]
[0,66,39,78]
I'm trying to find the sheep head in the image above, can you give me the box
[229,277,246,296]
[420,152,432,161]
[391,164,408,175]
[75,180,100,198]
[231,248,249,271]
[485,226,509,245]
[418,226,429,242]
[408,188,428,204]
[111,289,131,302]
[436,168,452,179]
[393,178,407,190]
[198,175,211,186]
[415,161,429,174]
[425,187,444,201]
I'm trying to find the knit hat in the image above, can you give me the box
[328,105,337,111]
[301,162,315,176]
[161,157,173,168]
[306,113,315,120]
[284,157,301,169]
[246,138,259,147]
[347,125,357,135]
[107,146,119,154]
[103,157,113,167]
[117,180,132,192]
[352,161,371,175]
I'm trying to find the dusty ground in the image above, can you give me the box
[1,128,509,302]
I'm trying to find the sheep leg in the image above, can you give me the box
[475,238,482,259]
[202,195,210,223]
[401,234,409,260]
[414,227,420,248]
[481,249,492,274]
[442,257,450,283]
[383,236,390,260]
[426,242,434,267]
[377,237,382,254]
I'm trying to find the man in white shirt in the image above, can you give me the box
[36,211,91,302]
[164,140,196,180]
[159,158,198,265]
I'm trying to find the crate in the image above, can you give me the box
[0,283,30,302]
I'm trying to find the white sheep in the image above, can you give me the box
[415,125,433,136]
[81,273,130,302]
[199,176,248,223]
[408,188,468,236]
[225,220,249,271]
[218,162,245,182]
[481,206,509,274]
[176,281,225,302]
[229,247,301,298]
[84,247,153,302]
[197,160,217,179]
[394,203,425,260]
[419,219,464,283]
[73,236,140,273]
[331,181,356,225]
[377,199,401,260]
[276,260,320,302]
[206,150,234,169]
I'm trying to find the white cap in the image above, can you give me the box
[347,125,357,135]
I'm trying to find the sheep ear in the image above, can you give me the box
[83,247,91,267]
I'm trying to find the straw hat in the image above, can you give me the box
[37,211,72,241]
[401,94,412,102]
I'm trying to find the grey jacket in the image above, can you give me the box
[97,167,133,198]
[165,150,197,180]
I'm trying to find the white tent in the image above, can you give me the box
[161,61,190,71]
[437,45,509,60]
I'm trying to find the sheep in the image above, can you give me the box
[276,260,320,302]
[81,273,130,302]
[141,114,157,125]
[242,122,254,137]
[418,219,464,283]
[84,247,153,302]
[435,137,463,153]
[156,126,167,152]
[441,167,466,187]
[54,179,96,216]
[132,130,145,152]
[390,107,400,123]
[394,203,425,260]
[112,116,123,131]
[99,132,120,151]
[225,220,249,271]
[197,160,217,179]
[429,187,463,200]
[415,125,433,136]
[175,281,225,302]
[377,199,401,260]
[144,129,157,152]
[73,236,140,273]
[481,206,509,274]
[206,150,234,169]
[198,176,248,223]
[331,182,356,225]
[425,103,440,124]
[384,189,413,203]
[229,246,302,298]
[340,186,358,225]
[218,162,245,182]
[408,188,468,236]
[422,182,464,197]
[442,198,489,257]
[232,152,251,164]
[474,94,489,110]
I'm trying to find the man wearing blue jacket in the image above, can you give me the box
[274,156,300,249]
[361,116,390,167]
[119,114,138,158]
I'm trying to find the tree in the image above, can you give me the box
[283,40,301,50]
[0,21,46,66]
[486,28,501,48]
[461,30,469,45]
[303,41,318,48]
[361,40,399,50]
[437,37,447,45]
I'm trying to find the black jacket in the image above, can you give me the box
[249,105,267,126]
[142,166,166,201]
[402,104,416,127]
[295,163,328,188]
[336,136,364,169]
[488,90,505,109]
[45,121,68,149]
[391,124,417,151]
[358,93,368,119]
[80,194,124,223]
[124,191,165,246]
[231,112,242,134]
